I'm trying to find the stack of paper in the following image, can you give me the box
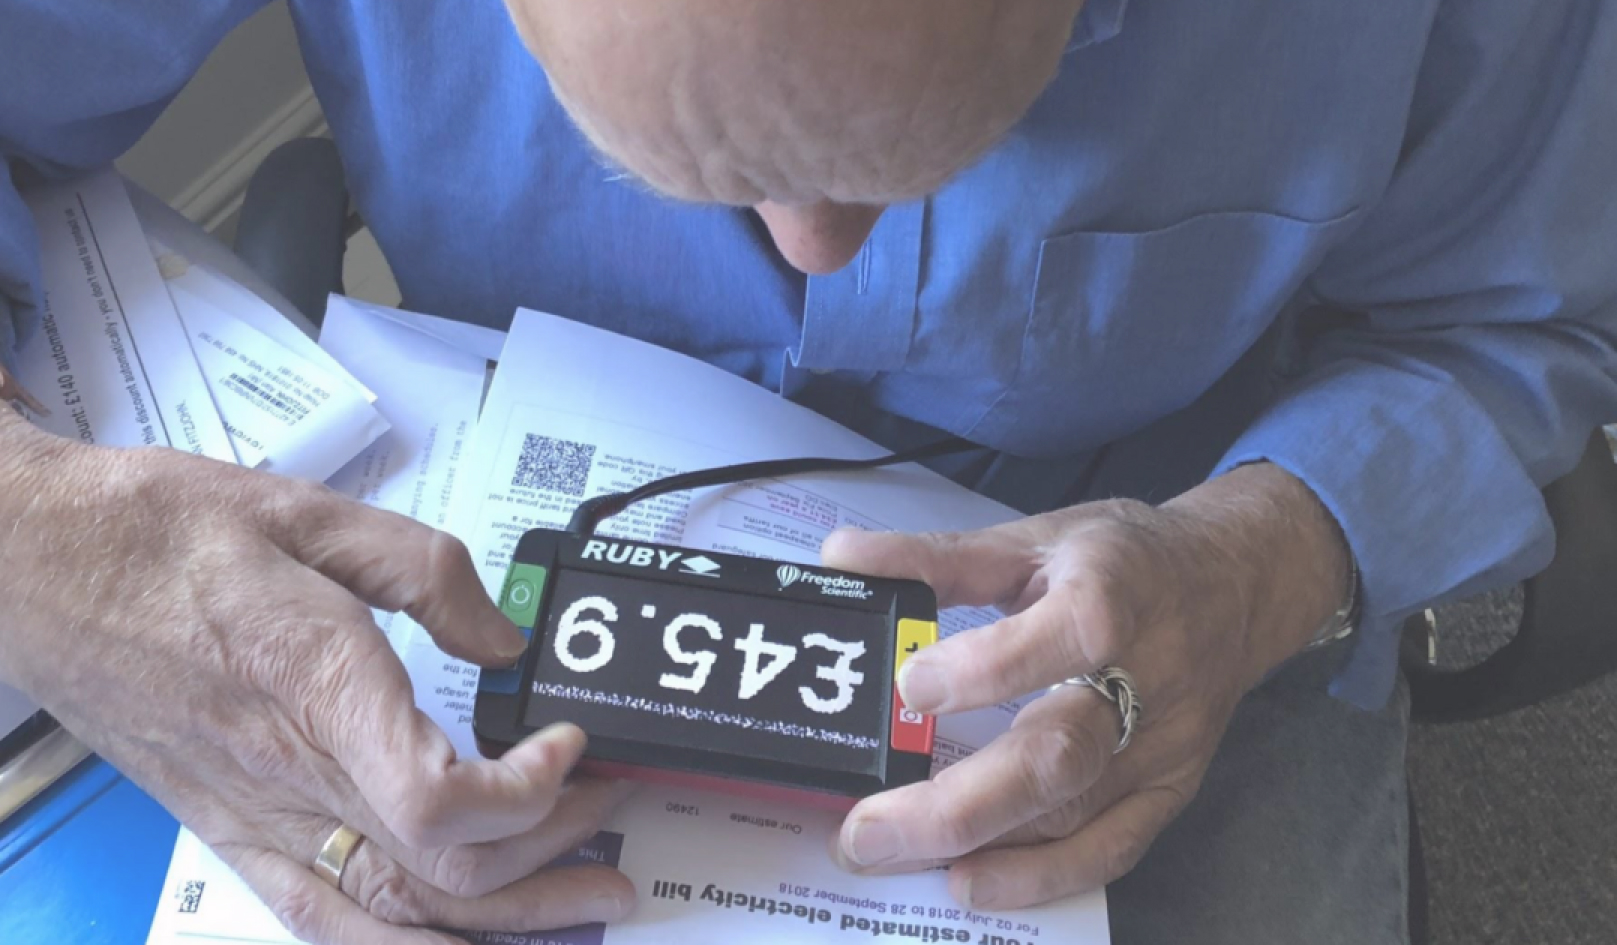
[10,168,389,480]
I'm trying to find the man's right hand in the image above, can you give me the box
[0,411,635,944]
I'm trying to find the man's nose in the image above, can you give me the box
[755,201,887,275]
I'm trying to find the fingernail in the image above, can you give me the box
[819,528,860,563]
[846,819,902,867]
[898,658,949,713]
[539,721,584,742]
[537,723,587,761]
[491,626,529,663]
[962,872,1001,910]
[583,893,628,923]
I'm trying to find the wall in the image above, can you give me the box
[115,2,323,234]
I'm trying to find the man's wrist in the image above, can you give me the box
[0,409,42,689]
[1164,461,1353,679]
[0,406,60,491]
[0,409,74,569]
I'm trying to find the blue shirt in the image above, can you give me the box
[4,0,1616,709]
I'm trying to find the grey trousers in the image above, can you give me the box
[1107,648,1410,944]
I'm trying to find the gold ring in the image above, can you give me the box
[313,824,365,889]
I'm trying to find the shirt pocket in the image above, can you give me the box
[969,206,1363,456]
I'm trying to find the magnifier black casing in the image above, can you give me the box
[474,528,939,810]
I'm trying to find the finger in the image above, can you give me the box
[993,772,1137,850]
[894,587,1122,714]
[831,764,1136,875]
[819,524,1047,609]
[829,706,1153,875]
[218,844,466,945]
[822,848,956,877]
[344,706,592,851]
[336,777,638,900]
[272,813,634,931]
[975,711,1198,850]
[267,484,524,665]
[285,570,592,851]
[341,849,634,932]
[268,802,638,933]
[833,686,1118,869]
[948,787,1186,911]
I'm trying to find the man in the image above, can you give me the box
[2,0,1613,942]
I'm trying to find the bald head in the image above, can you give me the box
[505,0,1084,272]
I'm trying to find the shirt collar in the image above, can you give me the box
[1066,0,1130,52]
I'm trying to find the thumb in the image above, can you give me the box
[271,485,526,666]
[819,524,1040,609]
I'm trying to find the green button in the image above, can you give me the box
[498,563,547,628]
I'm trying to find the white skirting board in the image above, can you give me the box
[170,84,330,234]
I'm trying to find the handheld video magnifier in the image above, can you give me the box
[473,439,975,809]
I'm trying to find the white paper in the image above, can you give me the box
[11,170,233,460]
[144,306,1109,945]
[320,296,488,651]
[147,242,369,397]
[160,265,390,481]
[369,303,508,364]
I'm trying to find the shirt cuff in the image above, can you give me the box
[1214,359,1555,709]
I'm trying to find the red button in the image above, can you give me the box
[890,683,936,755]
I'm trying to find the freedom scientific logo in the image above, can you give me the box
[776,564,873,600]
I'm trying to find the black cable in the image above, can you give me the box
[566,436,982,536]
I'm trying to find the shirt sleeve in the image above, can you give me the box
[0,171,38,370]
[0,0,267,371]
[1214,0,1617,709]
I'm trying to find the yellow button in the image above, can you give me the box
[896,619,939,680]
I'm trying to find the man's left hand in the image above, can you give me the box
[821,463,1350,910]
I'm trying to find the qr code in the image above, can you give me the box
[179,879,206,914]
[512,434,596,496]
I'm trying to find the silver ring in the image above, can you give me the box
[1050,666,1143,753]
